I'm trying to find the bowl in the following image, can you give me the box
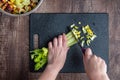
[0,0,43,16]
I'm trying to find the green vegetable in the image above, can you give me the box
[80,36,84,40]
[82,27,86,34]
[70,24,75,28]
[30,47,48,71]
[78,22,81,24]
[81,40,85,47]
[91,34,97,41]
[86,40,91,46]
[34,63,41,71]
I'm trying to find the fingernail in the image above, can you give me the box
[85,48,93,56]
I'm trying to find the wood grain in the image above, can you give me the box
[0,0,120,80]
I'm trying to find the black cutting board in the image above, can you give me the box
[29,13,109,73]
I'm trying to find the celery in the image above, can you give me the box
[67,35,77,47]
[30,29,79,71]
[66,31,72,39]
[81,40,85,47]
[30,47,48,71]
[34,63,41,71]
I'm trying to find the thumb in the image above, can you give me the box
[83,48,93,61]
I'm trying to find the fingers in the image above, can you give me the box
[97,57,102,62]
[49,33,67,48]
[58,35,62,47]
[62,33,67,47]
[98,57,106,65]
[90,55,97,62]
[48,42,52,50]
[53,38,58,47]
[91,55,97,60]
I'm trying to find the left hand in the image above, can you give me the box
[46,33,69,72]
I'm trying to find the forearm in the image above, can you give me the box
[38,65,59,80]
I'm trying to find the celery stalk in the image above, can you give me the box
[68,40,77,47]
[66,30,79,47]
[31,29,79,71]
[67,35,77,47]
[66,32,73,39]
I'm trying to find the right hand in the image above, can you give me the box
[83,48,110,80]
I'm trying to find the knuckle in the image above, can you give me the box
[101,59,105,63]
[98,57,101,59]
[59,35,62,38]
[92,55,97,59]
[54,37,57,41]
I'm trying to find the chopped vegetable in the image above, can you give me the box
[78,22,81,24]
[81,25,97,46]
[0,0,38,14]
[70,24,75,28]
[82,26,86,34]
[81,40,85,47]
[74,26,79,29]
[30,22,97,71]
[91,34,97,41]
[85,25,94,36]
[86,40,91,46]
[80,36,84,40]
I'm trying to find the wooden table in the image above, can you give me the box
[0,0,120,80]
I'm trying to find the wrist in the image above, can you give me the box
[45,64,60,74]
[90,73,110,80]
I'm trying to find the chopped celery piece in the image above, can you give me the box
[70,24,75,28]
[78,22,81,24]
[74,26,79,29]
[91,35,97,41]
[85,25,94,36]
[80,36,84,40]
[82,27,86,33]
[86,40,91,46]
[81,40,85,47]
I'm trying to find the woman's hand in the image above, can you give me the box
[83,48,110,80]
[38,34,69,80]
[46,33,69,72]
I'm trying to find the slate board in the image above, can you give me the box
[29,13,109,73]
